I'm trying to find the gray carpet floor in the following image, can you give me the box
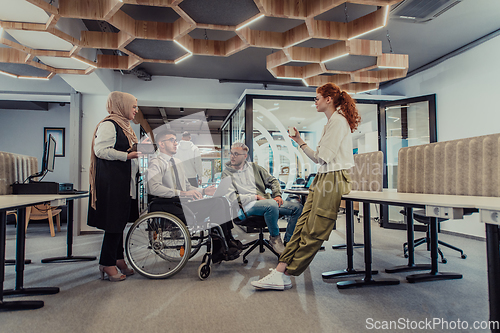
[0,215,492,333]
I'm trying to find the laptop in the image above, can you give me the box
[290,173,316,190]
[303,173,316,189]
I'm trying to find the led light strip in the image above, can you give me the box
[236,14,265,31]
[378,66,407,69]
[302,79,309,87]
[173,40,192,54]
[348,5,390,40]
[277,77,303,80]
[174,53,192,64]
[0,70,18,78]
[323,53,349,63]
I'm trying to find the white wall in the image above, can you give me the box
[381,34,500,238]
[0,103,71,183]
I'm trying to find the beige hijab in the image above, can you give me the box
[89,91,139,210]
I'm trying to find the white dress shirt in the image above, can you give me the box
[147,152,201,198]
[94,121,138,199]
[302,110,355,173]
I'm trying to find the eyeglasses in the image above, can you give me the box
[230,152,246,157]
[132,106,139,110]
[162,138,178,143]
[314,97,320,102]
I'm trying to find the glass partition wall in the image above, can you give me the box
[221,91,436,229]
[222,92,379,188]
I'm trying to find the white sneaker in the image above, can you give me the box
[269,235,285,254]
[251,269,292,290]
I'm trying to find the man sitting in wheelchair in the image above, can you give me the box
[146,128,242,262]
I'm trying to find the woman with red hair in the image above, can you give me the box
[252,82,361,290]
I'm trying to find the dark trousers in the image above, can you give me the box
[149,196,187,224]
[99,232,125,266]
[149,196,234,240]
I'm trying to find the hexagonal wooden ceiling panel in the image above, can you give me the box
[0,0,407,90]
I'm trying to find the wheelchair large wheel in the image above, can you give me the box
[125,212,191,279]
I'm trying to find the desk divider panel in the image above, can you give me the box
[0,151,38,195]
[349,151,383,192]
[397,133,500,197]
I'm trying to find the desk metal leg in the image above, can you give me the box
[323,200,375,279]
[485,223,500,332]
[3,208,59,297]
[0,210,44,310]
[386,207,431,273]
[406,216,462,283]
[337,203,399,289]
[41,200,96,263]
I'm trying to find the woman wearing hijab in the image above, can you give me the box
[88,91,140,282]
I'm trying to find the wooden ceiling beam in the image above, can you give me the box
[274,65,304,79]
[283,23,310,48]
[306,73,351,87]
[122,0,173,6]
[47,27,81,46]
[108,10,137,36]
[135,21,174,40]
[192,39,226,56]
[377,53,409,69]
[266,50,290,69]
[0,38,31,53]
[81,31,120,49]
[172,6,196,26]
[288,46,321,63]
[347,39,382,56]
[173,17,195,39]
[0,21,46,31]
[245,30,283,49]
[320,41,349,62]
[31,50,71,57]
[303,63,324,78]
[45,15,60,30]
[259,0,308,19]
[26,0,59,16]
[347,5,387,40]
[58,0,119,20]
[97,54,130,69]
[0,48,28,63]
[310,20,347,40]
[225,35,249,57]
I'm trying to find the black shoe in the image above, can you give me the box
[228,238,244,251]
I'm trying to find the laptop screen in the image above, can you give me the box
[305,173,316,189]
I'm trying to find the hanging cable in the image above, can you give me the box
[204,29,208,40]
[386,30,394,53]
[344,3,349,23]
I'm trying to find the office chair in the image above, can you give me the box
[234,215,281,264]
[294,178,305,185]
[401,209,467,263]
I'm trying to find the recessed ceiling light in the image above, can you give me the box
[274,103,279,106]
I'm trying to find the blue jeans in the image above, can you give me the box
[238,199,303,242]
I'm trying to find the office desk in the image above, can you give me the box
[285,189,370,278]
[0,193,93,311]
[334,190,500,328]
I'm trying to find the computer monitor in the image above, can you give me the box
[27,134,56,182]
[45,134,56,172]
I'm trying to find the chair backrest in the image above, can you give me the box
[0,151,38,195]
[398,133,500,196]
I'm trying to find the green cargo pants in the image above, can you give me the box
[279,170,351,276]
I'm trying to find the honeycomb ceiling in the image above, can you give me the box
[0,0,409,92]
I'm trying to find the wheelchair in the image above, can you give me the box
[125,196,232,280]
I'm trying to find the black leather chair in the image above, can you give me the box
[234,215,280,264]
[401,209,467,263]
